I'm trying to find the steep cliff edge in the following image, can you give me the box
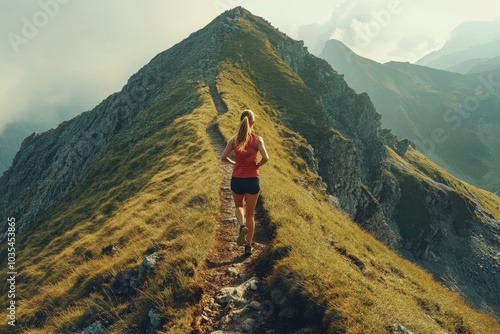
[389,147,500,315]
[320,39,500,194]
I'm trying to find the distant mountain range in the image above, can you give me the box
[321,39,500,194]
[423,37,500,72]
[416,19,500,73]
[1,8,499,333]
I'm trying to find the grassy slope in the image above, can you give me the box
[322,42,500,192]
[398,146,500,221]
[214,16,500,333]
[0,82,222,333]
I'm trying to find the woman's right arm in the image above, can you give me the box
[221,138,236,166]
[256,136,269,167]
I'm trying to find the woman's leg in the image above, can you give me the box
[243,192,260,245]
[232,192,245,226]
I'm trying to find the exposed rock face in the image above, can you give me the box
[317,131,361,217]
[148,308,161,330]
[0,81,157,236]
[264,20,397,248]
[380,128,412,157]
[388,323,415,334]
[137,253,158,282]
[389,155,500,314]
[0,122,39,174]
[80,321,106,334]
[321,39,500,195]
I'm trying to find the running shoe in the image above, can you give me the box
[237,225,248,246]
[244,244,252,256]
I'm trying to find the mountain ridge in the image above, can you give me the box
[425,37,500,70]
[321,39,500,194]
[416,19,500,67]
[1,7,499,333]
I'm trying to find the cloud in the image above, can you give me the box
[295,0,500,62]
[1,0,499,136]
[297,0,404,57]
[0,0,214,134]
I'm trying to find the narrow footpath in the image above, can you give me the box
[191,81,276,334]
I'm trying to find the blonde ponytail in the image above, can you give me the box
[234,110,255,152]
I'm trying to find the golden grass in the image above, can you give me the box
[0,84,223,333]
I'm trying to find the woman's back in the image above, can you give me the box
[233,133,260,178]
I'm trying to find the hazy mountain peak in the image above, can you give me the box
[323,38,382,66]
[416,18,500,67]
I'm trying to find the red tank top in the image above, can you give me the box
[232,133,260,178]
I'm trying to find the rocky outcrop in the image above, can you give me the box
[212,277,276,334]
[81,321,106,334]
[389,155,500,314]
[380,128,412,157]
[316,130,361,217]
[259,16,397,248]
[387,323,414,334]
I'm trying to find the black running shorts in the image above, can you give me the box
[230,177,260,195]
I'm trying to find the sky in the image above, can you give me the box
[1,0,499,134]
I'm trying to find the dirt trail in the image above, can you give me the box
[192,82,276,333]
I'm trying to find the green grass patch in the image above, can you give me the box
[402,147,500,221]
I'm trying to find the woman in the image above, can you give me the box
[221,110,269,256]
